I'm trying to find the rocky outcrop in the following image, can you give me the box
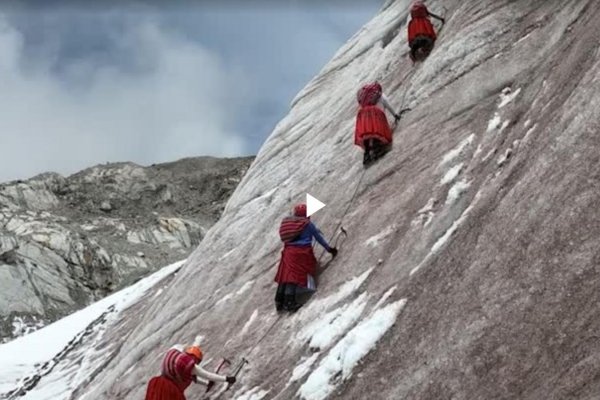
[0,156,253,342]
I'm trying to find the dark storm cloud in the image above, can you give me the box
[0,1,381,182]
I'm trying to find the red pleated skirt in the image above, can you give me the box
[408,18,437,44]
[354,105,392,149]
[274,245,317,287]
[145,376,186,400]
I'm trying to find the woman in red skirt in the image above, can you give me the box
[275,203,337,312]
[355,82,400,166]
[145,336,235,400]
[408,1,445,61]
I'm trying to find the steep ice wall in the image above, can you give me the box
[20,0,600,399]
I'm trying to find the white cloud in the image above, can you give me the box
[0,13,249,182]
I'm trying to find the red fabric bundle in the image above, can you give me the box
[161,349,196,391]
[279,216,310,243]
[410,2,429,18]
[408,18,437,43]
[145,376,186,400]
[356,83,383,107]
[354,105,392,148]
[274,244,317,287]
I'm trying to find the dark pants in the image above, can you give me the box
[363,139,388,165]
[275,283,300,312]
[410,35,435,61]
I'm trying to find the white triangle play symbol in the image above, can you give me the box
[306,193,326,217]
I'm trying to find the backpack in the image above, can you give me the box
[410,2,429,19]
[357,83,382,107]
[279,217,310,243]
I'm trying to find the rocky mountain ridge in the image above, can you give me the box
[0,156,253,342]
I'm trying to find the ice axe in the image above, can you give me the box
[226,357,249,391]
[395,108,411,121]
[335,226,348,247]
[393,108,411,129]
[205,358,231,393]
[328,226,347,260]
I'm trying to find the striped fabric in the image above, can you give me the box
[279,216,310,243]
[161,349,196,391]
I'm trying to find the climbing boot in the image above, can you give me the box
[283,294,302,313]
[363,151,372,166]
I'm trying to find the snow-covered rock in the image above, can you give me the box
[0,156,252,342]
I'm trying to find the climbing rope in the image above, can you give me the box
[244,313,284,358]
[240,52,420,364]
[243,169,369,359]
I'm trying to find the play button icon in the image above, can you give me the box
[306,193,326,217]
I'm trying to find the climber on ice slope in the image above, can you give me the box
[145,336,236,400]
[408,0,445,61]
[274,203,337,312]
[354,82,402,166]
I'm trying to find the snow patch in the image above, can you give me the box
[216,293,234,306]
[298,299,407,400]
[373,286,397,310]
[299,293,369,351]
[364,225,395,247]
[441,164,463,185]
[236,280,255,296]
[215,280,255,307]
[0,260,185,396]
[235,386,270,400]
[497,148,513,167]
[487,113,502,132]
[418,198,436,214]
[411,192,482,276]
[305,268,373,312]
[446,179,471,205]
[291,354,320,382]
[439,134,474,167]
[412,199,436,227]
[482,148,497,162]
[499,87,521,108]
[241,310,259,337]
[515,31,533,45]
[523,124,538,143]
[220,248,236,260]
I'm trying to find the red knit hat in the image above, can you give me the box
[294,203,307,217]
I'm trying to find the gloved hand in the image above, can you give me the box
[329,247,338,258]
[226,376,236,385]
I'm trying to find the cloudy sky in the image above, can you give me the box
[0,1,381,182]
